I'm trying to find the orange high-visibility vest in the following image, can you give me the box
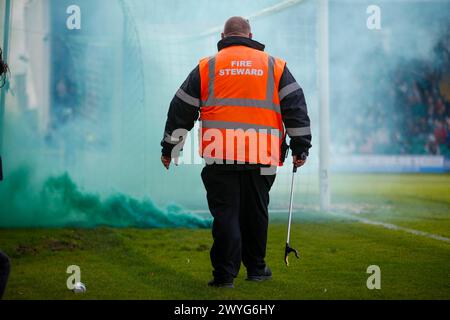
[199,45,286,166]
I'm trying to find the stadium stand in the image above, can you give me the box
[336,29,450,156]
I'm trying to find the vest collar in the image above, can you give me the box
[217,36,266,52]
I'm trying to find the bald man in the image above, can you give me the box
[161,17,312,288]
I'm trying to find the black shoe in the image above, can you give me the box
[246,266,272,282]
[208,279,234,288]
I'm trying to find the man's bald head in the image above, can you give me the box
[222,16,252,39]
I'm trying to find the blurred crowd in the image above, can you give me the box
[336,30,450,156]
[394,35,450,156]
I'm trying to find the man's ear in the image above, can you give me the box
[249,33,253,39]
[221,33,225,39]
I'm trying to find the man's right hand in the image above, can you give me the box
[161,155,172,170]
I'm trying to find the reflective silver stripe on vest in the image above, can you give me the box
[279,82,301,101]
[176,88,200,108]
[203,55,279,113]
[286,127,311,137]
[266,56,275,106]
[201,120,282,139]
[202,98,280,113]
[207,57,216,102]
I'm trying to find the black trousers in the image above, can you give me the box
[0,250,10,299]
[201,166,276,281]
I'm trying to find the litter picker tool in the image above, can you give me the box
[285,164,300,266]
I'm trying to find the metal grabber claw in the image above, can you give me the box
[284,243,300,266]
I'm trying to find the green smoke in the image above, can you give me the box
[0,166,212,229]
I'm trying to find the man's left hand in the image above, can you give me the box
[293,155,307,168]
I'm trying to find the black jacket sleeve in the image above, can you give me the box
[161,66,201,157]
[279,65,312,157]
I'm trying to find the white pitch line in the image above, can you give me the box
[329,212,450,243]
[190,209,450,243]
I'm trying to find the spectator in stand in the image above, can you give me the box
[434,120,447,145]
[426,134,440,155]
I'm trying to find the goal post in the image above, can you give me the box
[318,0,331,211]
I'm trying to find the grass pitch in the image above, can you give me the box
[0,174,449,299]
